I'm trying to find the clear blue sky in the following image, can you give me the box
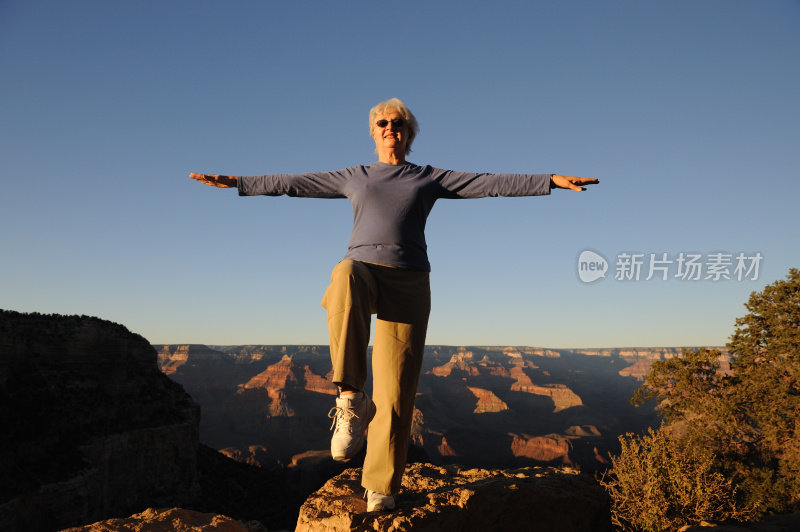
[1,1,798,348]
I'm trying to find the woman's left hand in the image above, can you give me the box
[551,175,599,192]
[190,173,238,188]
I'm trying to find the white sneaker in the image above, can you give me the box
[365,489,396,512]
[328,392,376,461]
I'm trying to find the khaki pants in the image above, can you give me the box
[321,259,430,494]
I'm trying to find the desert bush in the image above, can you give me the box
[600,427,755,531]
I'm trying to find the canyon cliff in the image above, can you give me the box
[0,312,306,531]
[0,311,201,531]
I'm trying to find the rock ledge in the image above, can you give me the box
[295,462,610,532]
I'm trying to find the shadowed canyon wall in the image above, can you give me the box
[0,311,200,531]
[0,312,308,531]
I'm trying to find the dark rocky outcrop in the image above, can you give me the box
[295,462,611,531]
[0,311,200,531]
[192,442,306,529]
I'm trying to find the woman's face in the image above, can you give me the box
[371,108,408,154]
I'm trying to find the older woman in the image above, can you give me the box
[190,98,598,512]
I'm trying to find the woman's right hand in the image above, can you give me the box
[189,173,238,188]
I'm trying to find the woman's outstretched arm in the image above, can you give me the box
[189,173,238,188]
[191,170,350,198]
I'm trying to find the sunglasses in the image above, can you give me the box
[375,118,405,128]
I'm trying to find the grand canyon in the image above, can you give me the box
[2,310,731,530]
[155,343,718,477]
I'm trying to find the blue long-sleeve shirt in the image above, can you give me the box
[238,161,552,271]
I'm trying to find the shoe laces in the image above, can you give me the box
[328,405,360,432]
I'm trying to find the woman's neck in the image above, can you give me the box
[378,149,407,165]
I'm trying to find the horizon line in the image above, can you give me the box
[152,342,727,350]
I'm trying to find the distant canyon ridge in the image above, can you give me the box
[156,344,728,473]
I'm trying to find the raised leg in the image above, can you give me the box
[321,259,377,390]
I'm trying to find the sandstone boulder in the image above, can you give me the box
[295,462,611,531]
